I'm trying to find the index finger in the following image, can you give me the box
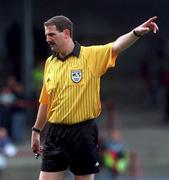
[143,16,157,26]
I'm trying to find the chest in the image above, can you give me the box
[45,58,90,91]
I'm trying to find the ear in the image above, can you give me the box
[63,29,71,39]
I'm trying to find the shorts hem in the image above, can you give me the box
[41,167,68,172]
[71,168,99,176]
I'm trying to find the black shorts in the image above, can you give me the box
[41,119,100,175]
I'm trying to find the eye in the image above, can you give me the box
[48,33,55,37]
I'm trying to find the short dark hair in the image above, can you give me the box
[44,15,73,38]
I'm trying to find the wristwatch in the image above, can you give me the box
[32,127,41,133]
[133,30,143,38]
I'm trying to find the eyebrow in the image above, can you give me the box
[45,32,56,36]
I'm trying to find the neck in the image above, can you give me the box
[58,40,75,58]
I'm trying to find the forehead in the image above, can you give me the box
[44,25,58,34]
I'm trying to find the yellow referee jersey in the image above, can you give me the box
[39,42,118,124]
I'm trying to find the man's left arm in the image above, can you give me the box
[112,16,159,54]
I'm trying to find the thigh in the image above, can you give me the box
[39,171,65,180]
[66,121,100,175]
[41,125,68,172]
[75,174,95,180]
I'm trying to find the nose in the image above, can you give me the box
[46,35,51,43]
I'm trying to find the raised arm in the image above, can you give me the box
[112,16,159,54]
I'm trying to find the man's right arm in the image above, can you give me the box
[33,103,48,130]
[31,103,48,155]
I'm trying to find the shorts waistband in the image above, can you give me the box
[49,119,95,128]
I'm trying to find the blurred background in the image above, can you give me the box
[0,0,169,179]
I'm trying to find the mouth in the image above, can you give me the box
[49,42,54,46]
[48,43,55,50]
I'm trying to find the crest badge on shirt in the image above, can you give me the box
[71,69,82,83]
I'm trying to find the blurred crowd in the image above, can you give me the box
[0,74,40,173]
[140,38,169,124]
[0,22,45,174]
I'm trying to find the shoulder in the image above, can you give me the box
[80,43,112,56]
[45,56,53,66]
[46,55,53,62]
[80,45,98,56]
[81,43,112,51]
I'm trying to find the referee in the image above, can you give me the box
[31,15,159,180]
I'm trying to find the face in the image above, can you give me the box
[44,25,65,53]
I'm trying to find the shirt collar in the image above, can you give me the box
[51,41,81,61]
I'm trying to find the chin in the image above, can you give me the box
[50,46,54,50]
[50,46,56,51]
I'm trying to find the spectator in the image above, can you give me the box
[102,130,130,179]
[6,76,26,143]
[0,127,17,176]
[0,86,14,134]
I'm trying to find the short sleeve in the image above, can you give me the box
[39,83,48,104]
[38,58,50,104]
[86,43,118,76]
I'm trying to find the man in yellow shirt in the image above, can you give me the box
[31,15,159,180]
